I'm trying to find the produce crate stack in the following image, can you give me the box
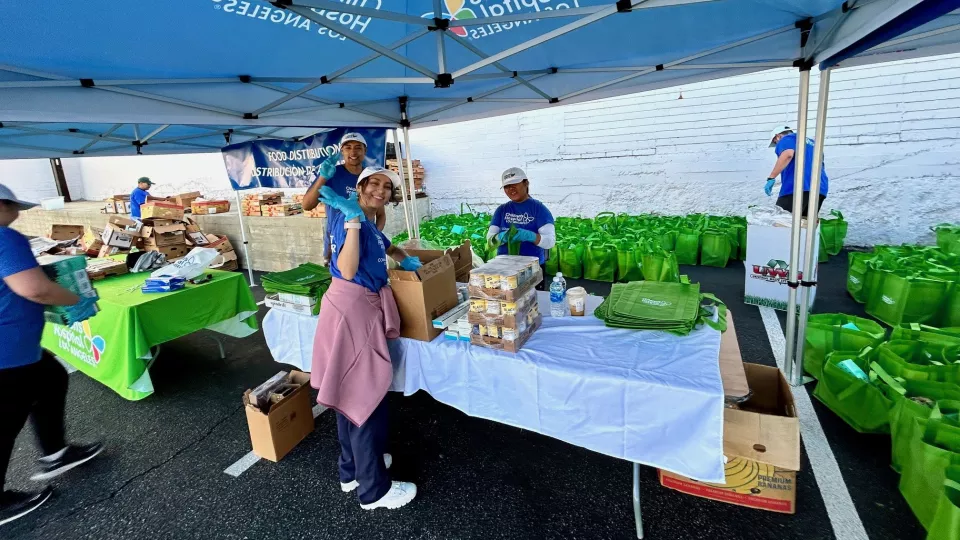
[141,218,190,261]
[466,255,543,353]
[292,194,326,219]
[102,194,130,214]
[241,192,282,216]
[191,199,231,215]
[386,159,425,199]
[262,202,302,217]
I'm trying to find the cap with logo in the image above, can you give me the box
[0,184,38,210]
[501,167,528,187]
[138,177,155,186]
[340,132,368,147]
[768,124,794,147]
[356,166,400,188]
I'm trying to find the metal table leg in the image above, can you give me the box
[633,463,644,539]
[209,334,226,359]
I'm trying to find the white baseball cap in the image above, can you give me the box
[357,166,400,188]
[340,132,368,147]
[501,167,528,187]
[0,184,37,210]
[768,124,794,147]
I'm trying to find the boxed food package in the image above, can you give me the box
[468,255,543,301]
[245,192,283,203]
[277,293,318,307]
[50,224,84,242]
[102,198,129,214]
[82,227,105,256]
[406,241,474,285]
[142,223,186,248]
[244,371,314,462]
[658,363,800,514]
[467,287,540,330]
[261,203,303,217]
[175,191,203,208]
[141,202,185,220]
[86,258,129,281]
[101,228,135,249]
[192,200,231,215]
[470,314,542,353]
[389,254,459,342]
[183,222,209,246]
[36,255,99,325]
[303,206,326,219]
[264,294,320,316]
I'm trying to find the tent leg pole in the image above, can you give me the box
[402,125,421,239]
[793,68,831,387]
[783,67,810,385]
[235,191,257,287]
[392,129,414,241]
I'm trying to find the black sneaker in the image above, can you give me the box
[0,487,53,526]
[31,443,104,481]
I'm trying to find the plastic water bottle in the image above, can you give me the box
[556,272,567,291]
[550,277,566,317]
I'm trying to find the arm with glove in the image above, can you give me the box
[318,185,365,280]
[765,148,794,196]
[303,152,341,211]
[494,224,556,249]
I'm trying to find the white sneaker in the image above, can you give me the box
[359,481,417,510]
[340,454,392,493]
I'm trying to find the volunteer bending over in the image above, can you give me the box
[301,133,386,263]
[129,177,168,221]
[765,125,829,216]
[487,168,556,289]
[311,168,421,511]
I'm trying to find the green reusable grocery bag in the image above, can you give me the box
[847,251,871,303]
[934,224,960,256]
[900,406,960,529]
[818,229,829,263]
[558,243,584,279]
[584,241,617,282]
[888,380,960,474]
[928,465,960,540]
[700,229,732,268]
[803,314,886,380]
[892,324,960,348]
[813,349,893,433]
[594,212,618,235]
[615,239,643,283]
[941,284,960,329]
[674,228,701,266]
[641,247,680,283]
[659,229,678,252]
[737,224,747,261]
[867,271,951,326]
[545,246,559,276]
[874,341,960,384]
[820,210,848,256]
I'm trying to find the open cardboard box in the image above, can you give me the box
[50,224,84,242]
[405,240,474,284]
[142,223,186,247]
[243,371,314,462]
[659,363,800,514]
[389,254,458,342]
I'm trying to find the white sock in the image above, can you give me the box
[39,447,68,463]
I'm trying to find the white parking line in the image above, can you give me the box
[256,300,266,306]
[759,307,869,540]
[224,403,327,478]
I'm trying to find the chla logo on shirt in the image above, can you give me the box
[423,0,582,40]
[504,212,535,225]
[51,320,106,367]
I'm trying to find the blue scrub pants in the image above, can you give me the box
[336,397,390,504]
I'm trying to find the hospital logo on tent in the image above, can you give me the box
[422,0,581,40]
[51,321,106,367]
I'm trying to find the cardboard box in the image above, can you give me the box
[389,254,459,342]
[277,293,317,307]
[141,202,185,220]
[86,258,129,281]
[244,371,314,462]
[470,315,542,353]
[149,243,190,261]
[82,227,105,256]
[183,222,209,246]
[175,191,203,208]
[142,223,186,247]
[658,363,800,514]
[101,228,135,249]
[107,216,144,236]
[303,206,326,218]
[264,294,319,316]
[205,234,235,255]
[743,223,818,311]
[50,224,84,242]
[210,250,239,272]
[192,200,231,215]
[98,245,129,258]
[261,203,302,217]
[406,241,474,285]
[245,192,283,203]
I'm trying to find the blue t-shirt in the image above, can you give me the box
[0,227,45,369]
[323,165,361,254]
[491,198,555,264]
[130,187,149,218]
[329,211,391,293]
[775,133,829,197]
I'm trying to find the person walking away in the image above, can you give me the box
[486,167,557,290]
[301,133,386,264]
[311,167,421,510]
[765,125,829,216]
[129,177,168,221]
[0,185,103,526]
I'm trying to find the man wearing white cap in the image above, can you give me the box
[0,185,103,525]
[486,168,556,289]
[765,124,829,216]
[302,132,386,263]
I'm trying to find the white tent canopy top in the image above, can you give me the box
[1,0,957,159]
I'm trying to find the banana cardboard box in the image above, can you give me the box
[658,363,800,513]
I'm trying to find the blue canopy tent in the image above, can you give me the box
[2,1,960,536]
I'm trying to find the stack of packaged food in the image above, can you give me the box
[467,255,543,353]
[241,192,282,216]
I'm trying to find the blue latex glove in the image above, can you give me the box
[65,296,98,325]
[764,178,776,197]
[319,186,365,222]
[319,152,340,179]
[497,229,537,243]
[399,256,422,271]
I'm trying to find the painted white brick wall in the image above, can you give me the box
[0,158,84,202]
[411,54,960,247]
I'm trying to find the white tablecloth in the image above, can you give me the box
[262,292,724,482]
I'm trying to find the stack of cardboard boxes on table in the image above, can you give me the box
[242,192,301,217]
[386,159,425,199]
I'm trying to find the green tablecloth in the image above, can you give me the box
[41,270,258,400]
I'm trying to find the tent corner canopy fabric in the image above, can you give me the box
[2,0,959,159]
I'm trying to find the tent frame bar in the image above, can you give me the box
[76,123,124,153]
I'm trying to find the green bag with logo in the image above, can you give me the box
[813,349,893,433]
[900,405,960,529]
[820,210,848,256]
[641,244,680,283]
[934,224,960,256]
[674,228,701,266]
[700,229,732,268]
[803,314,886,380]
[615,239,643,283]
[847,251,871,302]
[584,240,617,282]
[545,245,559,276]
[928,465,960,540]
[867,271,951,326]
[558,243,584,279]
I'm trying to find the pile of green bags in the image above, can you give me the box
[805,320,960,538]
[261,263,332,314]
[846,240,960,327]
[592,279,726,336]
[392,205,496,261]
